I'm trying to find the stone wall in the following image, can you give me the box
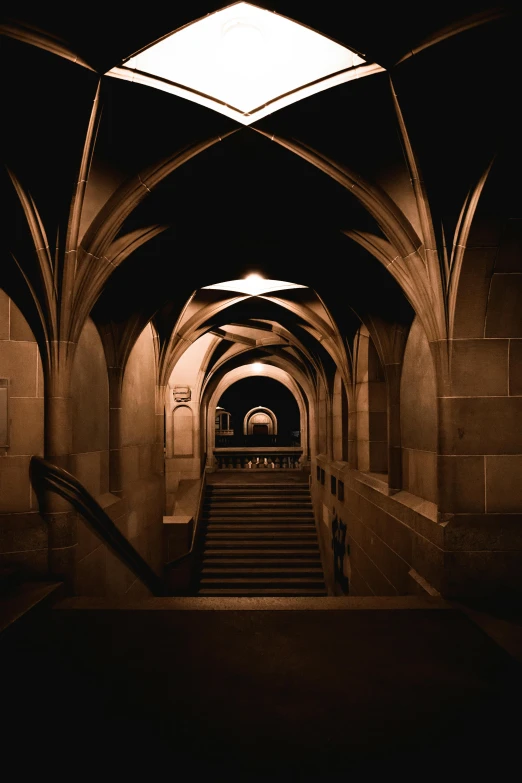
[355,329,388,474]
[312,456,440,597]
[0,290,46,577]
[120,323,164,576]
[400,317,437,503]
[436,210,522,596]
[69,317,149,596]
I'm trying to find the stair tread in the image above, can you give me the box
[198,481,324,597]
[203,558,321,564]
[207,481,309,490]
[204,548,319,559]
[202,513,314,522]
[205,534,317,540]
[201,566,323,581]
[204,512,313,516]
[203,536,318,552]
[204,523,315,528]
[197,588,327,596]
[204,504,312,508]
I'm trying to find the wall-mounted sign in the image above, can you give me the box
[173,385,191,402]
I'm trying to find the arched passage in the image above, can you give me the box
[206,364,311,469]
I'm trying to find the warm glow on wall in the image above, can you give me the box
[106,2,383,124]
[251,362,264,372]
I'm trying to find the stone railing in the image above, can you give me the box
[212,447,303,470]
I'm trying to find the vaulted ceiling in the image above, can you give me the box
[1,2,519,384]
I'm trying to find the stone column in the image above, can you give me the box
[44,351,76,586]
[385,361,402,494]
[108,366,124,497]
[435,335,522,596]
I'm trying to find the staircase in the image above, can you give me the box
[196,480,327,596]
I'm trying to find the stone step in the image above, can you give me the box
[201,567,324,576]
[205,517,315,530]
[207,481,309,489]
[207,490,310,497]
[197,588,328,596]
[204,511,314,520]
[204,540,319,550]
[206,524,316,533]
[198,478,323,598]
[202,549,322,559]
[206,530,317,538]
[203,496,312,509]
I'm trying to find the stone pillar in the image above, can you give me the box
[435,335,522,596]
[108,366,124,497]
[317,382,328,455]
[385,362,402,494]
[43,352,76,587]
[355,330,388,474]
[155,383,166,477]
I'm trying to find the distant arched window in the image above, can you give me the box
[215,410,233,434]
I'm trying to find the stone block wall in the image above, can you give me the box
[400,317,437,503]
[0,290,47,578]
[120,323,164,577]
[313,456,440,597]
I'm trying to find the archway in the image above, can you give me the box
[244,406,278,436]
[206,364,311,469]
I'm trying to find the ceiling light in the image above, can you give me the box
[106,2,383,125]
[252,362,263,372]
[203,276,305,295]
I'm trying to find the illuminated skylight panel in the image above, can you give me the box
[107,2,379,123]
[204,274,306,295]
[122,3,363,113]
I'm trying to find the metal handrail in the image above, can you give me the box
[30,456,169,597]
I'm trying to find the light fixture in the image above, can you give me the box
[106,2,383,125]
[252,362,263,372]
[203,275,305,295]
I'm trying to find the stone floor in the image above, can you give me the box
[2,595,521,775]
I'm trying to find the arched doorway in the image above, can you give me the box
[244,406,277,436]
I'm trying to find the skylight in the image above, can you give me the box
[106,2,384,124]
[204,274,305,295]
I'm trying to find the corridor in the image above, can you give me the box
[1,2,522,771]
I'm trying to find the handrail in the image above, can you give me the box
[30,456,169,597]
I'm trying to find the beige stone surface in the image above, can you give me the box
[9,299,36,341]
[509,339,522,395]
[0,289,9,340]
[0,456,32,512]
[401,318,437,452]
[8,397,44,455]
[0,341,38,397]
[485,455,522,513]
[452,247,497,339]
[121,324,156,447]
[439,396,522,455]
[437,454,485,513]
[485,273,522,338]
[450,339,509,397]
[71,317,109,454]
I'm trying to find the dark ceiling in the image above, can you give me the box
[2,1,520,344]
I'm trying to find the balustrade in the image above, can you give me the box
[213,449,302,470]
